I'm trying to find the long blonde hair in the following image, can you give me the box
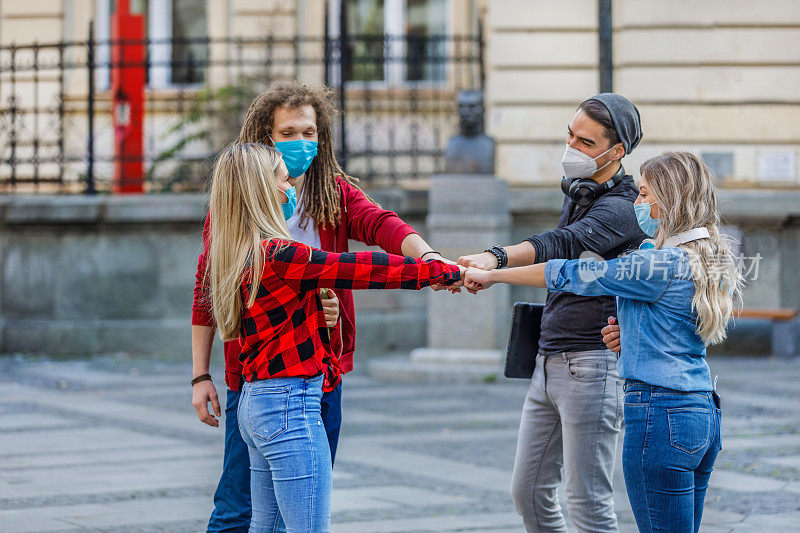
[207,143,292,341]
[641,151,743,345]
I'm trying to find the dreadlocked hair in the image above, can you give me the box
[236,82,374,229]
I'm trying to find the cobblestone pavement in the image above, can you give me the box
[0,354,798,532]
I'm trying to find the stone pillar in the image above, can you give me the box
[410,173,512,369]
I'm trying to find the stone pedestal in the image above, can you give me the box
[412,173,511,372]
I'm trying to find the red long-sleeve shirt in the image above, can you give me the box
[239,240,460,389]
[192,176,419,390]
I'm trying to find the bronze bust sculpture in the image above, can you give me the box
[444,90,495,174]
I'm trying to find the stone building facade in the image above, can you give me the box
[2,0,797,187]
[1,1,799,358]
[485,0,800,187]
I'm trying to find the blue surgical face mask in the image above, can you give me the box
[281,186,298,220]
[273,139,318,178]
[634,201,660,237]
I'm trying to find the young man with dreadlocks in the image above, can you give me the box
[190,83,447,532]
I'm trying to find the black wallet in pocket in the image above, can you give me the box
[504,302,545,379]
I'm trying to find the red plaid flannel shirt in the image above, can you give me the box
[239,239,461,391]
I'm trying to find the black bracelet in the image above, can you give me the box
[420,250,440,260]
[494,246,509,268]
[484,246,508,269]
[191,374,212,386]
[484,248,502,268]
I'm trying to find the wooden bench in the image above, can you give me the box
[735,308,799,357]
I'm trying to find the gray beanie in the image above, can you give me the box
[587,93,642,154]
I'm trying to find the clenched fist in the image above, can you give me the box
[601,316,621,353]
[464,267,495,292]
[321,289,340,328]
[457,252,498,271]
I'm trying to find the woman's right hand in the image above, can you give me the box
[464,267,494,291]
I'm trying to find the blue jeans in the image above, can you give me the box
[207,389,252,533]
[237,374,332,533]
[207,383,343,533]
[320,383,342,464]
[622,380,722,533]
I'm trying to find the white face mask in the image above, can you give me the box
[561,144,616,179]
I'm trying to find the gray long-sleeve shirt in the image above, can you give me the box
[526,175,647,355]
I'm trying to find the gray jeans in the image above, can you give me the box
[511,349,623,533]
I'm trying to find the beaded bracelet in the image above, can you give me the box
[484,246,508,269]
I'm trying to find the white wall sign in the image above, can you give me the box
[757,150,797,182]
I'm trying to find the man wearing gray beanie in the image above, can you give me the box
[460,93,646,533]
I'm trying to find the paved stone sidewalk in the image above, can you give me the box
[0,354,798,532]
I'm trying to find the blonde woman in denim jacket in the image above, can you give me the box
[465,152,742,533]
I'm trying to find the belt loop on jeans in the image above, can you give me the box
[624,380,651,402]
[639,386,651,403]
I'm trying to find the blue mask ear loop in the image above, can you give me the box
[281,186,298,220]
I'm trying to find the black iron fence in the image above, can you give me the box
[0,26,483,193]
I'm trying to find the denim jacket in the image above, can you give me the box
[545,247,713,391]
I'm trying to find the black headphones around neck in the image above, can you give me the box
[561,164,626,207]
